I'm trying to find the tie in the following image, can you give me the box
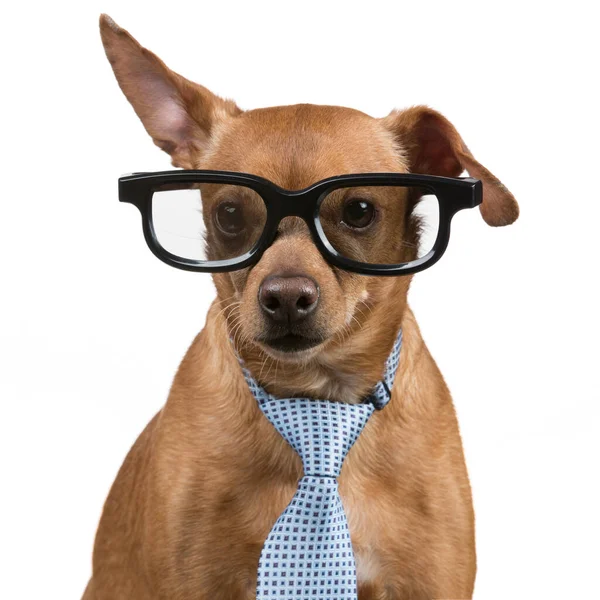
[242,331,402,598]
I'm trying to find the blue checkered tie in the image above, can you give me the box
[242,331,402,598]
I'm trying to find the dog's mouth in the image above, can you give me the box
[259,332,324,354]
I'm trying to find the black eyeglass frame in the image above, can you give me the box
[118,170,482,276]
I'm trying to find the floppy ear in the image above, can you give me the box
[99,14,241,168]
[382,106,519,226]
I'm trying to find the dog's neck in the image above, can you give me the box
[225,299,406,404]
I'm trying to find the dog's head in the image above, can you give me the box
[100,15,518,400]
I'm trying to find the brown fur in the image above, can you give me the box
[84,14,519,600]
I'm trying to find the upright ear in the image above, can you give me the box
[382,106,519,226]
[99,14,241,168]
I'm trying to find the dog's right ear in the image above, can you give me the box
[99,14,241,168]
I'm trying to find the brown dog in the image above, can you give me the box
[84,14,519,600]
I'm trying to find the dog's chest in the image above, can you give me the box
[173,438,439,599]
[354,546,383,585]
[344,492,401,593]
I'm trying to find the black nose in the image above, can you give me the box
[258,275,320,324]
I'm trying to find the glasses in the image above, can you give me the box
[118,170,482,276]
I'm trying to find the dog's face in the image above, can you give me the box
[100,15,518,395]
[203,105,414,361]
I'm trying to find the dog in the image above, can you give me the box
[84,14,519,600]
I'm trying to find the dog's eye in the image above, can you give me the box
[215,201,246,235]
[342,199,376,229]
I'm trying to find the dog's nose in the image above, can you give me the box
[258,276,320,324]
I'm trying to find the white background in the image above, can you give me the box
[1,1,599,598]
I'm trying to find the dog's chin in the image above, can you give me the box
[257,333,326,362]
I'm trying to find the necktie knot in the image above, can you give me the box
[259,399,375,478]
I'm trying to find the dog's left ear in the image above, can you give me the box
[383,106,519,226]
